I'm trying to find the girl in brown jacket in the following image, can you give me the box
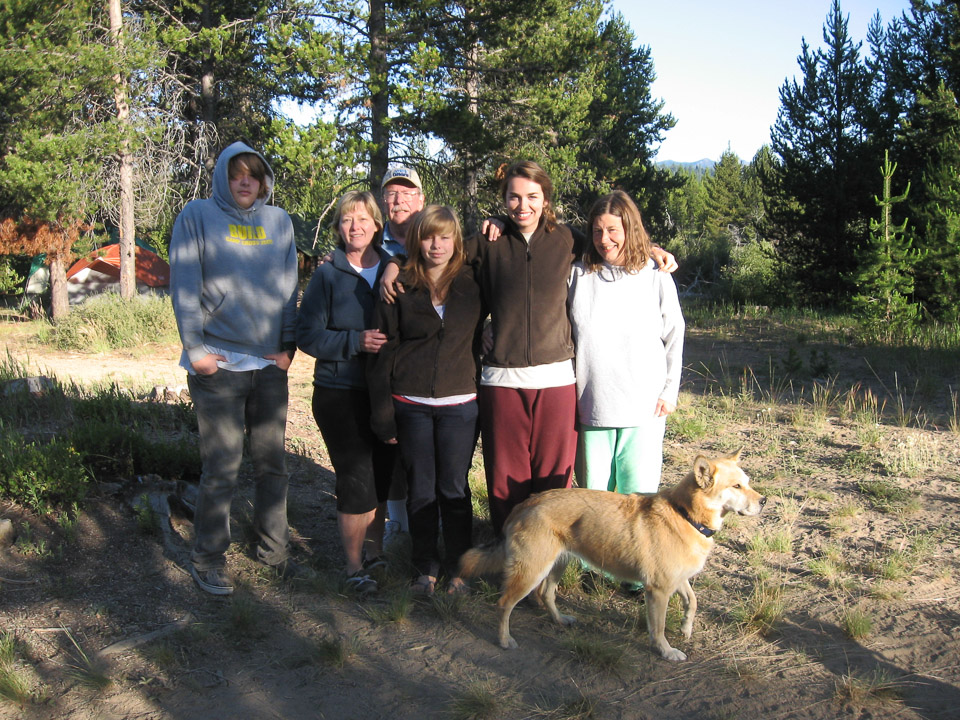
[368,206,484,595]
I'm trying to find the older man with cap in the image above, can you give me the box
[378,166,428,540]
[380,166,425,258]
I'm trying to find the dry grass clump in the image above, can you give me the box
[729,577,786,637]
[0,633,43,707]
[835,667,905,712]
[448,680,511,720]
[876,432,940,478]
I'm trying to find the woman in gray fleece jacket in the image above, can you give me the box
[296,190,396,595]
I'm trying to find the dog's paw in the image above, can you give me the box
[557,614,577,627]
[681,623,693,640]
[500,636,519,650]
[662,647,687,662]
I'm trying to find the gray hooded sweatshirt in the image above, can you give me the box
[170,142,298,366]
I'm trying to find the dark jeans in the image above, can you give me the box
[187,365,290,571]
[394,398,477,578]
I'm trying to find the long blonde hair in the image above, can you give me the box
[402,205,465,303]
[584,190,652,273]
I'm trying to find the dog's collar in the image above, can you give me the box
[675,505,716,538]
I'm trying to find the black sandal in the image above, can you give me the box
[345,570,377,594]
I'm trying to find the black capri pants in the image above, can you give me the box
[311,385,394,514]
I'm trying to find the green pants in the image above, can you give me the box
[578,421,665,495]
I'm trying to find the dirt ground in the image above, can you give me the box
[1,319,958,720]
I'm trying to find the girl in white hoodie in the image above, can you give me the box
[568,190,684,495]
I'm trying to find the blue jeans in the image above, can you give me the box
[187,365,290,570]
[394,399,477,578]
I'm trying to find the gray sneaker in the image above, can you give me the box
[190,565,234,595]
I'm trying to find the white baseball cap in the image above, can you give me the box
[381,166,423,191]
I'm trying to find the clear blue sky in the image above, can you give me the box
[611,0,913,163]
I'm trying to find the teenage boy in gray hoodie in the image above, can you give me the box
[170,142,301,595]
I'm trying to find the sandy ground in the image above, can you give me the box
[1,320,959,720]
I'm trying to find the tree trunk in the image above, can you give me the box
[368,0,389,187]
[49,255,69,321]
[463,38,480,234]
[109,0,136,300]
[201,0,217,181]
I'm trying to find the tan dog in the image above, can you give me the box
[460,450,765,661]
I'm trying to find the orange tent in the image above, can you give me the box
[67,243,170,287]
[65,243,170,304]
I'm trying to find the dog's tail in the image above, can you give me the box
[459,543,506,578]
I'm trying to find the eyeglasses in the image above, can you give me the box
[383,190,420,201]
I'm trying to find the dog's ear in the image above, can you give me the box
[726,447,743,463]
[693,455,716,490]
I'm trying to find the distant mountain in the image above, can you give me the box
[656,158,715,174]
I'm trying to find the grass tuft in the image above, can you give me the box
[730,578,785,636]
[363,592,413,625]
[835,668,904,710]
[314,635,358,669]
[0,633,39,707]
[841,606,874,640]
[224,594,264,640]
[560,631,624,671]
[63,629,111,691]
[856,478,918,514]
[448,681,506,720]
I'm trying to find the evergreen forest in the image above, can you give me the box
[0,0,958,328]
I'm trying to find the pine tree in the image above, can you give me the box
[139,0,333,195]
[397,0,607,227]
[907,83,960,321]
[852,151,921,328]
[766,0,880,303]
[575,12,675,213]
[0,1,120,317]
[885,1,960,320]
[703,149,750,242]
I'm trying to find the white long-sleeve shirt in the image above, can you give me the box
[568,260,684,428]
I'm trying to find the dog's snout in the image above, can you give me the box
[759,496,767,507]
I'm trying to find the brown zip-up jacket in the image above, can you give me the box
[468,219,583,369]
[367,266,484,441]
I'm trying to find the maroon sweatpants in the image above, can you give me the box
[478,384,578,534]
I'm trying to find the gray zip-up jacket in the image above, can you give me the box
[296,247,391,390]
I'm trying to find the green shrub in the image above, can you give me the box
[70,419,200,482]
[721,240,779,306]
[0,426,89,512]
[47,293,178,351]
[0,256,24,295]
